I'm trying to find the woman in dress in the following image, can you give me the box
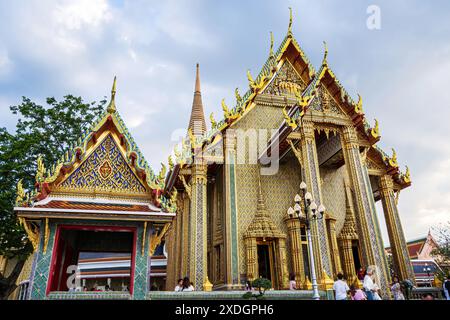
[391,276,405,300]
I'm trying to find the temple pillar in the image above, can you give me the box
[338,184,359,285]
[223,131,240,288]
[379,175,415,281]
[284,215,305,288]
[325,215,342,277]
[299,120,333,280]
[181,193,190,278]
[276,238,290,289]
[340,125,390,296]
[244,237,258,282]
[189,162,208,290]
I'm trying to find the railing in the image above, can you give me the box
[47,291,131,300]
[410,287,445,300]
[148,290,328,300]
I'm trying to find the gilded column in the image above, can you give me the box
[189,161,208,290]
[244,237,258,281]
[379,175,415,281]
[284,215,305,288]
[326,214,342,276]
[277,238,290,289]
[338,186,359,285]
[223,130,240,287]
[341,125,390,295]
[174,195,184,281]
[299,120,333,279]
[181,193,190,277]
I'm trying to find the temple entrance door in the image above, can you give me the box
[352,240,362,272]
[257,241,276,288]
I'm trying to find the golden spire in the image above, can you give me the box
[187,64,206,135]
[288,7,293,36]
[107,76,117,113]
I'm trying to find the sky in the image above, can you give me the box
[0,0,449,245]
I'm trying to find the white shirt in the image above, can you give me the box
[181,285,195,292]
[175,285,181,292]
[333,280,350,300]
[363,274,375,291]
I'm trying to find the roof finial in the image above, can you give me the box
[288,7,293,36]
[107,76,117,113]
[323,41,328,65]
[187,63,206,135]
[269,31,274,57]
[195,63,201,93]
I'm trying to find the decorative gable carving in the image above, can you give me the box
[58,134,147,194]
[310,85,345,116]
[264,60,306,96]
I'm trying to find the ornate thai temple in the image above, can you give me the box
[14,79,176,300]
[13,10,414,300]
[164,11,414,298]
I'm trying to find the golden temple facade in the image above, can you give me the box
[164,11,414,298]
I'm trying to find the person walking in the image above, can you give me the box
[391,276,405,300]
[333,273,350,300]
[363,267,376,300]
[444,275,450,300]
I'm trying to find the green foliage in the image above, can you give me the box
[242,278,272,300]
[0,95,106,260]
[432,222,450,265]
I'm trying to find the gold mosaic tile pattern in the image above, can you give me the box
[232,103,301,274]
[320,166,348,235]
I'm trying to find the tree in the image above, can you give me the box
[242,278,272,300]
[432,222,450,279]
[0,95,105,299]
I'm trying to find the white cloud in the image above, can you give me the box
[53,0,112,30]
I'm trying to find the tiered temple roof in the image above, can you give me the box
[165,8,411,193]
[15,78,177,222]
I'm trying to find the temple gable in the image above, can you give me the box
[263,59,307,96]
[58,134,147,194]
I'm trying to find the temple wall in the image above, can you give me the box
[319,165,348,235]
[231,103,300,278]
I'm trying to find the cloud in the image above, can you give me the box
[0,0,449,244]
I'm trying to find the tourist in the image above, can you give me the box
[402,278,414,300]
[245,281,253,291]
[363,267,376,300]
[349,284,366,300]
[422,293,434,300]
[175,278,183,292]
[180,277,195,292]
[333,273,350,300]
[372,283,382,300]
[357,267,366,281]
[444,275,450,300]
[390,276,405,300]
[289,274,297,290]
[105,284,112,292]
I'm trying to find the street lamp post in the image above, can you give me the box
[289,181,325,300]
[423,263,432,287]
